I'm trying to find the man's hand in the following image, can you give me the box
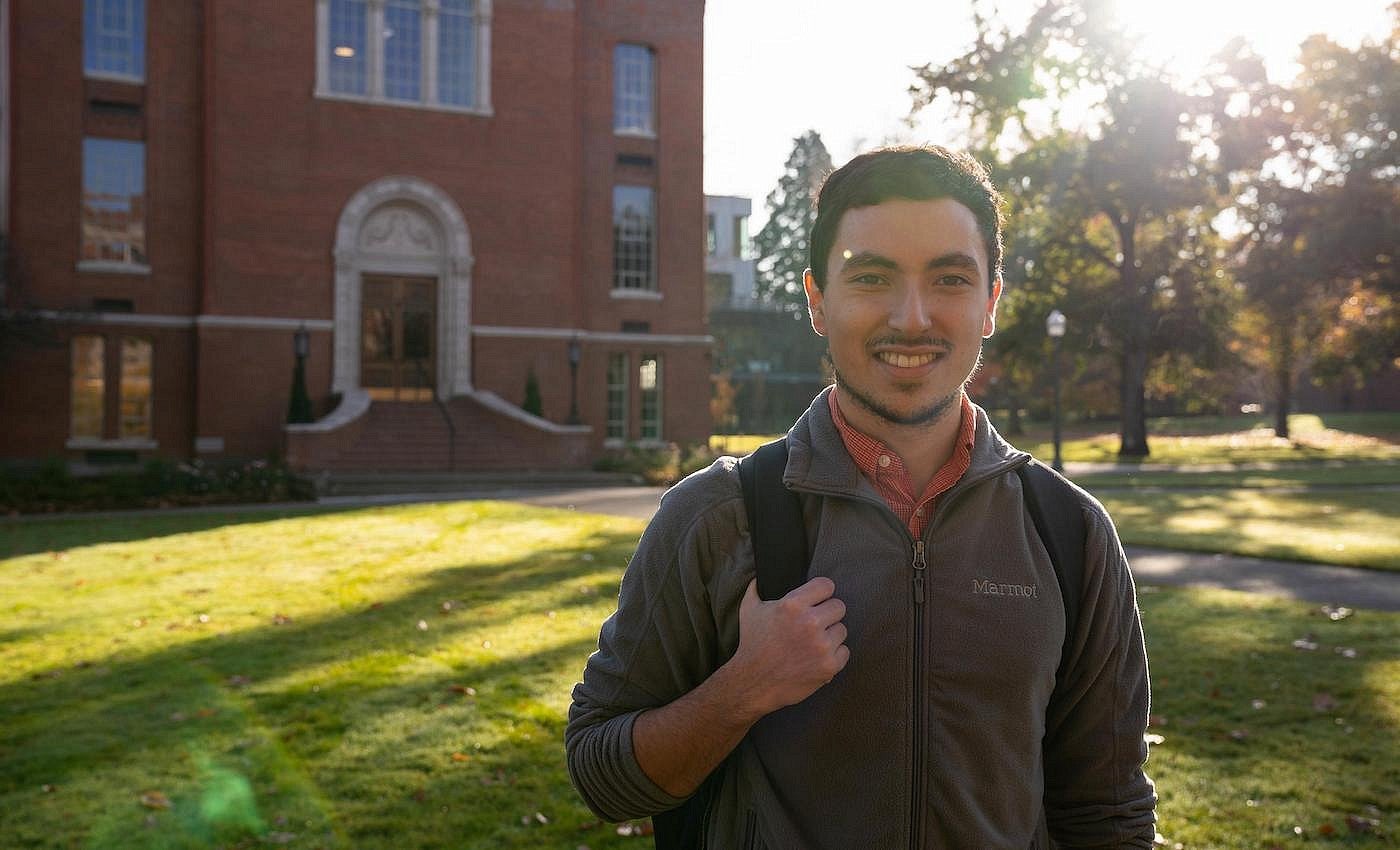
[728,576,850,717]
[631,576,849,797]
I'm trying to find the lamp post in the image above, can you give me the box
[567,336,582,425]
[1046,309,1066,472]
[288,324,313,424]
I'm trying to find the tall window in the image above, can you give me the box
[733,214,749,259]
[84,0,145,81]
[383,0,422,101]
[606,353,629,441]
[613,185,655,292]
[328,0,369,94]
[71,336,106,439]
[120,337,153,438]
[613,44,654,135]
[639,355,662,440]
[706,213,717,256]
[321,0,490,111]
[70,335,154,440]
[82,139,146,266]
[438,0,478,107]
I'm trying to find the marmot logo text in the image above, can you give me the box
[972,579,1039,598]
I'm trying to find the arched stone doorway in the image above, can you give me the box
[331,176,475,398]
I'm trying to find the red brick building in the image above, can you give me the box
[0,0,711,473]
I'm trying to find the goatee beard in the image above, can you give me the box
[829,346,983,428]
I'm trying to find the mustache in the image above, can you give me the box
[866,335,954,350]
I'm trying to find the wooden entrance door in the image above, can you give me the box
[361,275,437,401]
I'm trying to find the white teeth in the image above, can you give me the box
[879,352,936,368]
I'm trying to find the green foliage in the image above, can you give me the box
[752,130,833,311]
[521,368,543,417]
[592,442,719,486]
[0,458,316,514]
[287,360,314,425]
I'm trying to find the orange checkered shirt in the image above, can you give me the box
[828,391,977,539]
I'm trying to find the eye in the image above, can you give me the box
[850,273,887,286]
[936,274,972,287]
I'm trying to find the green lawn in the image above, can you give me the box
[2,504,1397,848]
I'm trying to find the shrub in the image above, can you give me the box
[0,457,316,514]
[593,442,720,487]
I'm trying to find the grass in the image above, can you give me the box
[3,505,1398,848]
[1015,412,1400,465]
[1096,489,1400,572]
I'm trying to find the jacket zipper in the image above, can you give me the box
[911,539,927,848]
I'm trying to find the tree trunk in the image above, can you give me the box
[1115,216,1150,459]
[1272,327,1293,440]
[1118,344,1150,458]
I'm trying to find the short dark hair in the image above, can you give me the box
[808,145,1004,291]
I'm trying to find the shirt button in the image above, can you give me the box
[878,455,891,468]
[915,507,925,516]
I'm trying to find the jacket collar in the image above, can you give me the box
[784,386,1029,498]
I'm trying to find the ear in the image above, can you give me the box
[804,269,827,336]
[982,276,1003,339]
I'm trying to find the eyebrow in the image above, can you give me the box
[839,251,982,274]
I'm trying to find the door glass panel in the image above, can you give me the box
[361,276,435,400]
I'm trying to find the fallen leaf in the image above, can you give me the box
[412,789,427,802]
[139,790,172,810]
[263,831,297,844]
[1318,822,1335,836]
[482,639,493,649]
[1320,605,1353,621]
[41,784,56,793]
[1144,733,1165,745]
[1292,637,1319,651]
[441,601,455,612]
[169,712,187,722]
[450,752,471,762]
[1251,699,1266,710]
[1228,729,1249,742]
[1335,647,1358,659]
[369,602,384,610]
[1346,814,1379,834]
[534,812,549,824]
[1313,692,1338,712]
[272,613,291,625]
[416,620,429,631]
[226,675,252,688]
[448,684,477,696]
[196,708,217,718]
[197,614,210,624]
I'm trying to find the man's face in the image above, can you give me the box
[804,197,1001,431]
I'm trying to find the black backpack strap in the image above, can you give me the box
[1015,460,1086,659]
[739,437,810,600]
[653,438,810,849]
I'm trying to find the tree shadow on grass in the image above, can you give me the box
[0,522,642,848]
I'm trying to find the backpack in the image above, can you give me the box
[651,437,1087,850]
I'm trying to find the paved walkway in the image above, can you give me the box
[7,485,1398,612]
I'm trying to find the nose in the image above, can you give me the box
[887,282,933,335]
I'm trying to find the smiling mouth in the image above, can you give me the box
[876,352,939,368]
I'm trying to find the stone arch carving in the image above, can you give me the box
[332,176,475,396]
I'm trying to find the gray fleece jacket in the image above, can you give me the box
[566,390,1156,848]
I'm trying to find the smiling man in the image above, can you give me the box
[567,146,1156,848]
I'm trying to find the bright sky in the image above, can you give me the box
[704,0,1396,229]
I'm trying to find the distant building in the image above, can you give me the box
[0,0,710,473]
[704,195,827,433]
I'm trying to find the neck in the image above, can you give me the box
[834,387,966,493]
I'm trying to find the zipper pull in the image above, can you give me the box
[912,540,927,604]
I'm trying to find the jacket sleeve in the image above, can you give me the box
[564,461,749,821]
[1043,501,1157,848]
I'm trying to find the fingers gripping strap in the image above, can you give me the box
[739,438,810,601]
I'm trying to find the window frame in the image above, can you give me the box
[613,43,655,137]
[605,352,629,446]
[638,353,663,442]
[83,0,146,83]
[316,0,494,116]
[612,184,658,295]
[79,137,149,273]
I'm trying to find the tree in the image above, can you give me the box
[911,0,1228,456]
[1209,19,1400,435]
[752,130,833,311]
